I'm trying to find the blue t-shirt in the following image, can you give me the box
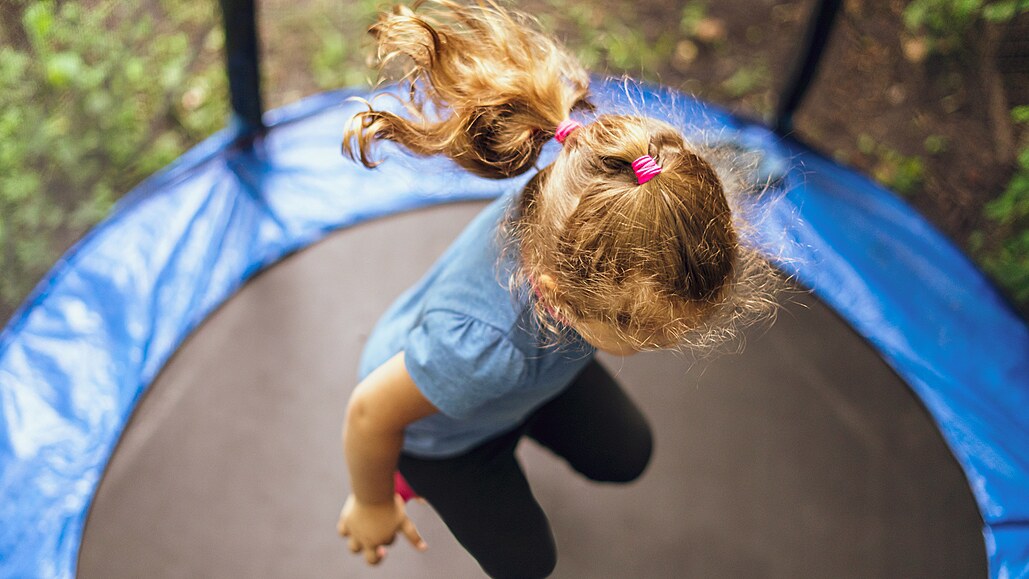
[358,191,595,458]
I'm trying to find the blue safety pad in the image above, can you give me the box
[1,78,1026,578]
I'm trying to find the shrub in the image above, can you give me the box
[903,0,1029,53]
[0,0,227,321]
[970,106,1029,310]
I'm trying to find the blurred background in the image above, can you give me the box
[1,0,1026,325]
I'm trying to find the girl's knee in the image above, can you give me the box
[584,426,653,483]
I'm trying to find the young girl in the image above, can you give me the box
[336,2,776,576]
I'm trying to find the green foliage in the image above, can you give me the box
[904,0,986,34]
[856,134,926,196]
[903,0,1029,53]
[0,0,227,317]
[1012,104,1029,124]
[982,0,1029,20]
[971,107,1029,308]
[311,23,353,89]
[721,63,769,99]
[538,0,675,77]
[902,2,1028,307]
[923,134,950,155]
[307,0,380,90]
[679,2,710,37]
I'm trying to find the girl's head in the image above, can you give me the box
[344,0,778,353]
[514,115,749,353]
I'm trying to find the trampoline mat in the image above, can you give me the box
[78,200,985,578]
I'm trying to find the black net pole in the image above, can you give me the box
[218,0,265,136]
[772,0,843,135]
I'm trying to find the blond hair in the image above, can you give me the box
[344,0,779,352]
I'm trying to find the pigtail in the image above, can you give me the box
[343,0,591,179]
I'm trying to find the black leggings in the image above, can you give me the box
[397,360,653,579]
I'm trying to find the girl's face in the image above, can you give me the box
[535,273,678,355]
[571,319,644,356]
[572,318,679,356]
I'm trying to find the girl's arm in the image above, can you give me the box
[339,351,437,565]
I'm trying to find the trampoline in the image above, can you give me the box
[1,2,1027,578]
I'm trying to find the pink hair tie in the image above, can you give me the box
[632,155,662,184]
[554,119,582,144]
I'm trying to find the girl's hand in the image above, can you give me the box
[337,493,427,565]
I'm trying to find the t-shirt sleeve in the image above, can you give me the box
[404,309,528,420]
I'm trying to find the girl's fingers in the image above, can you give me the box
[348,537,361,554]
[401,519,428,551]
[364,545,385,565]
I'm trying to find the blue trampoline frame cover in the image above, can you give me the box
[0,79,1027,579]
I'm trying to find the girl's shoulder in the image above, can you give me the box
[415,195,526,335]
[404,307,530,419]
